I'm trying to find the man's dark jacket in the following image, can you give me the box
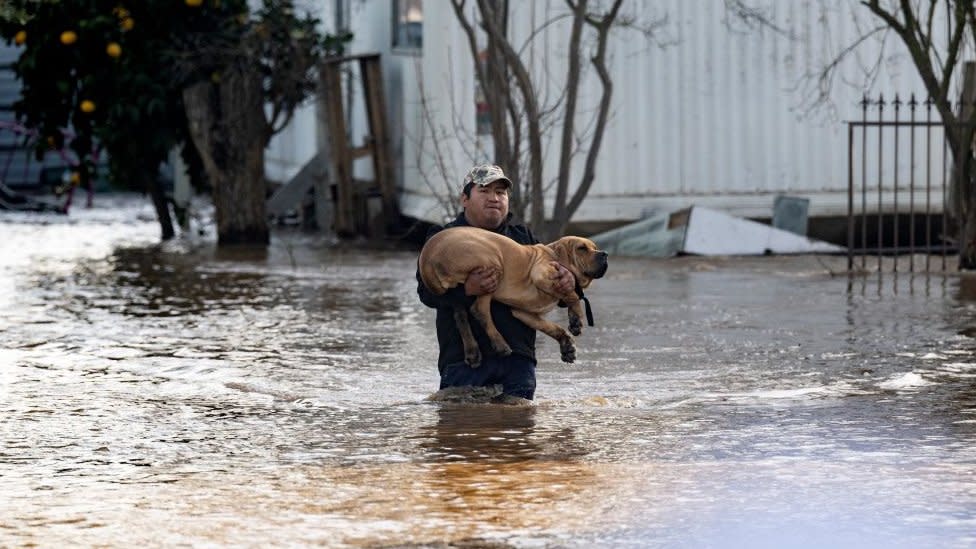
[416,212,538,373]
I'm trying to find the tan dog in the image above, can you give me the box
[419,226,609,366]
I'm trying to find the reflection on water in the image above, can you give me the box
[416,404,590,464]
[2,197,976,548]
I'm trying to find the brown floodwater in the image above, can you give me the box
[2,195,976,548]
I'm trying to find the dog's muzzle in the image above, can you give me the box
[588,251,609,279]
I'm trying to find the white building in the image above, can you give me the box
[267,1,952,235]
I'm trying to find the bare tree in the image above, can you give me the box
[809,1,976,268]
[448,0,626,242]
[861,1,976,269]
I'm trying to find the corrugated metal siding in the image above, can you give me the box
[266,1,954,226]
[264,1,337,183]
[395,5,486,223]
[579,1,878,205]
[395,0,950,224]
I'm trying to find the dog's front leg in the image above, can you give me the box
[566,298,584,336]
[511,309,576,363]
[532,262,583,337]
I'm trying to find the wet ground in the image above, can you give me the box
[2,194,976,548]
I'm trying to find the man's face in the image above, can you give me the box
[461,180,510,229]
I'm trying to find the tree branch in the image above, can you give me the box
[565,0,622,221]
[553,0,587,225]
[476,0,545,225]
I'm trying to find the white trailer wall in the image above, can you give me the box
[398,0,949,226]
[269,1,955,227]
[263,0,335,184]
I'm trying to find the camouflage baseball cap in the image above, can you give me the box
[462,164,511,192]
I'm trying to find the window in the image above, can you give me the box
[393,0,422,51]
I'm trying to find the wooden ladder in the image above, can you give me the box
[318,53,399,237]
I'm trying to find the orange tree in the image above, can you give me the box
[0,1,345,244]
[0,1,208,239]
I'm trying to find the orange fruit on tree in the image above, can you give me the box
[185,0,203,6]
[80,100,96,113]
[60,30,77,45]
[14,30,26,45]
[106,42,121,57]
[120,17,134,31]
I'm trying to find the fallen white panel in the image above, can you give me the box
[681,206,845,255]
[590,205,846,257]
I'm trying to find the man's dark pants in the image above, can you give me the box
[439,354,537,400]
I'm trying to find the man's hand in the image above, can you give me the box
[550,262,576,295]
[464,267,500,296]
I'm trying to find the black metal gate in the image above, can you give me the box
[847,94,963,272]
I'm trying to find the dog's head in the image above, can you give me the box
[548,236,609,289]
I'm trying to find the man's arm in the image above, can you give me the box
[550,263,576,296]
[417,264,499,309]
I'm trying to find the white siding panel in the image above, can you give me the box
[264,1,336,183]
[269,1,957,227]
[265,0,396,186]
[543,0,941,222]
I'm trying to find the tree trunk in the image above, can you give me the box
[182,64,270,246]
[956,153,976,269]
[147,174,175,240]
[950,62,976,269]
[960,208,976,270]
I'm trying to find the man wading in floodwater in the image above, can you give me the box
[416,164,576,402]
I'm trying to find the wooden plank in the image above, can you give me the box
[359,56,398,228]
[322,52,381,66]
[349,143,373,159]
[319,62,356,236]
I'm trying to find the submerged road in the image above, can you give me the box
[2,195,975,548]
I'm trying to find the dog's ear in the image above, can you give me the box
[550,237,577,266]
[547,237,585,282]
[550,237,566,261]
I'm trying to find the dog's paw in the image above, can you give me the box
[466,348,483,368]
[494,342,513,357]
[559,336,576,363]
[560,348,576,363]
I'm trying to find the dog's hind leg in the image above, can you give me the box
[511,309,576,363]
[469,294,513,357]
[453,306,482,367]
